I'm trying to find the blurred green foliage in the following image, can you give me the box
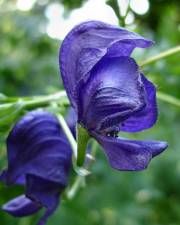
[0,0,180,225]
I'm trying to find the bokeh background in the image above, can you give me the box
[0,0,180,224]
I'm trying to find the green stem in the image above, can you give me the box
[140,45,180,67]
[23,91,69,109]
[66,176,85,200]
[0,91,70,111]
[66,140,98,200]
[57,114,77,158]
[57,115,91,177]
[106,0,130,27]
[77,124,90,167]
[157,92,180,108]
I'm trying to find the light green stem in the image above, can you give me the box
[66,176,85,200]
[23,91,69,109]
[57,114,77,158]
[57,114,91,177]
[0,91,69,110]
[140,45,180,67]
[66,140,98,200]
[77,124,90,167]
[157,92,180,108]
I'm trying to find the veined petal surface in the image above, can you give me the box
[59,20,153,108]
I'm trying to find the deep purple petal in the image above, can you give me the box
[66,107,77,138]
[2,195,41,217]
[78,56,145,132]
[0,170,7,183]
[26,174,61,225]
[93,133,168,171]
[6,110,60,169]
[120,74,158,132]
[5,110,72,185]
[1,110,72,224]
[0,170,25,185]
[59,20,153,108]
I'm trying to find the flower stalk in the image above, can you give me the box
[157,92,180,108]
[57,114,77,158]
[77,124,91,167]
[57,114,91,177]
[141,45,180,67]
[66,140,98,200]
[0,91,70,111]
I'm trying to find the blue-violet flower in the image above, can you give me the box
[59,20,168,171]
[0,110,72,225]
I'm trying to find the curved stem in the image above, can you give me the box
[57,114,77,158]
[140,45,180,67]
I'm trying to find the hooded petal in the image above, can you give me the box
[120,74,158,132]
[78,56,146,132]
[59,20,153,108]
[5,110,72,185]
[2,195,41,217]
[93,133,168,171]
[1,110,72,224]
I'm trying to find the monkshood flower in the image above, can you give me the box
[0,110,72,225]
[59,20,168,171]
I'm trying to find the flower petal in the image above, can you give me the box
[5,110,72,185]
[2,195,41,217]
[120,74,158,132]
[0,170,25,185]
[59,20,153,108]
[66,107,77,138]
[1,110,72,224]
[93,133,168,171]
[78,56,145,132]
[26,174,61,225]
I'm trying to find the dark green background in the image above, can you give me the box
[0,0,180,225]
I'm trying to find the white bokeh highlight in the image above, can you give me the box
[130,0,149,15]
[16,0,150,39]
[45,0,118,40]
[16,0,36,11]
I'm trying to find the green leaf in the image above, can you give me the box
[0,102,24,134]
[77,124,90,167]
[0,93,7,103]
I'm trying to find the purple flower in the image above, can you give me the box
[0,110,72,225]
[59,20,168,171]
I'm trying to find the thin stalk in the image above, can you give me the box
[157,92,180,108]
[57,114,91,177]
[77,124,90,167]
[66,140,98,200]
[140,45,180,67]
[66,176,85,200]
[0,91,70,111]
[57,114,77,158]
[23,91,69,109]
